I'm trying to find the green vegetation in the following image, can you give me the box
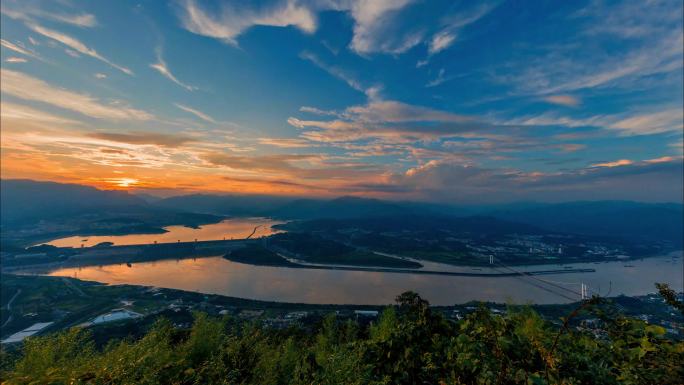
[269,233,422,268]
[224,244,300,267]
[3,291,683,385]
[0,275,146,338]
[656,283,684,316]
[279,216,677,266]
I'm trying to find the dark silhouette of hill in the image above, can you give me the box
[486,201,683,246]
[155,194,414,219]
[2,180,681,246]
[1,179,146,226]
[281,214,546,235]
[154,193,682,245]
[152,193,294,217]
[0,180,222,246]
[270,196,412,219]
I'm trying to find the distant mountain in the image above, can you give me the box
[153,194,295,217]
[280,214,546,235]
[153,195,414,219]
[270,196,412,219]
[3,180,681,247]
[132,193,165,204]
[154,194,683,245]
[0,181,222,246]
[486,201,684,246]
[1,179,146,226]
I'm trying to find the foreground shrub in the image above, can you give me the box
[2,291,682,384]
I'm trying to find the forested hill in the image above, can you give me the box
[3,292,682,384]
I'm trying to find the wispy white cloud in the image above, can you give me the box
[2,127,207,171]
[94,73,107,79]
[426,68,449,87]
[150,48,197,91]
[348,0,417,54]
[0,101,80,126]
[0,39,42,60]
[27,24,133,75]
[507,107,683,136]
[258,137,312,148]
[502,2,683,95]
[176,0,491,58]
[606,109,683,136]
[289,99,473,143]
[537,37,680,95]
[176,0,424,55]
[300,51,367,93]
[543,95,581,107]
[424,3,497,59]
[299,106,337,116]
[64,48,80,58]
[174,103,216,123]
[576,0,681,39]
[428,31,456,55]
[505,113,603,129]
[87,131,195,148]
[1,4,97,27]
[5,56,27,63]
[177,0,316,45]
[1,69,153,120]
[52,12,96,27]
[203,152,381,181]
[345,100,470,124]
[379,157,683,202]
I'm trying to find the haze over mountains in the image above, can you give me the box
[2,179,682,247]
[0,179,146,225]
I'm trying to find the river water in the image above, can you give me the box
[43,252,682,306]
[43,218,282,247]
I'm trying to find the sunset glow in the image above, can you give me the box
[0,0,682,202]
[1,3,683,381]
[108,178,139,189]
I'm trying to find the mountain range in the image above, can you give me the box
[2,179,681,246]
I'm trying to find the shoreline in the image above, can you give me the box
[4,237,679,275]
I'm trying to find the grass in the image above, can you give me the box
[300,249,422,268]
[224,244,300,267]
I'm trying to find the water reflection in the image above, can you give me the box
[45,253,682,305]
[43,218,282,247]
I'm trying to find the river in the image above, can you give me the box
[41,252,682,306]
[43,218,283,248]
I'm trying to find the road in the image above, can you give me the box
[62,277,88,297]
[285,264,595,277]
[2,289,22,329]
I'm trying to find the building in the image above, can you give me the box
[1,322,54,344]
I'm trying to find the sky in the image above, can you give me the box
[0,0,682,203]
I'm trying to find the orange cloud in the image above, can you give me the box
[591,159,633,168]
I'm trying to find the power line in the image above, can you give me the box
[487,263,579,302]
[489,257,584,301]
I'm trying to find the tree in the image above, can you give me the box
[656,283,684,316]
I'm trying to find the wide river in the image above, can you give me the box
[38,218,683,305]
[42,253,682,306]
[43,218,282,247]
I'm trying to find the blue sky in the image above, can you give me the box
[1,0,682,202]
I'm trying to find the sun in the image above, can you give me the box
[108,178,139,188]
